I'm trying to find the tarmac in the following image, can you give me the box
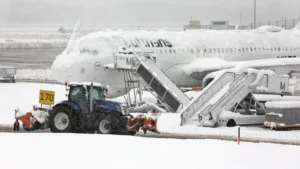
[0,48,64,69]
[1,124,299,146]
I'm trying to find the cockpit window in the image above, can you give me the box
[80,49,99,56]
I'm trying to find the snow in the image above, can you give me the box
[265,101,300,108]
[0,83,66,125]
[256,26,284,32]
[68,82,103,87]
[254,94,300,101]
[15,69,54,80]
[1,82,300,145]
[184,58,300,75]
[110,88,157,105]
[1,133,300,169]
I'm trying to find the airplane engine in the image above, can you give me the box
[202,70,224,88]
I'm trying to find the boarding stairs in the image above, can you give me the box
[114,50,190,112]
[114,49,300,127]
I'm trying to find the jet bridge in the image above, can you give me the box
[114,49,300,127]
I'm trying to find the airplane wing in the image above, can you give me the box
[183,58,300,80]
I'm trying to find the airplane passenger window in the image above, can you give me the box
[165,49,168,54]
[191,49,194,54]
[213,48,216,53]
[274,47,277,51]
[222,48,225,53]
[230,48,233,53]
[242,48,245,52]
[258,47,261,51]
[160,49,163,54]
[225,48,229,53]
[254,47,257,52]
[250,48,253,52]
[270,48,273,52]
[217,48,220,53]
[169,49,172,54]
[238,49,241,53]
[278,47,280,52]
[262,47,265,51]
[209,48,212,53]
[93,50,99,55]
[173,49,176,54]
[245,48,248,52]
[286,47,288,51]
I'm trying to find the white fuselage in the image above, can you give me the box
[51,29,300,97]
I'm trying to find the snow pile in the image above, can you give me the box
[265,101,300,109]
[184,58,300,75]
[183,58,234,75]
[108,89,157,105]
[256,26,284,32]
[15,69,54,80]
[129,102,166,113]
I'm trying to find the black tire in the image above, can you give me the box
[49,106,76,132]
[96,115,118,134]
[127,131,137,136]
[227,119,236,127]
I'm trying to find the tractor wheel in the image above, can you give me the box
[97,115,118,134]
[115,116,133,135]
[49,106,75,133]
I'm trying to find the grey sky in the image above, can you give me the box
[0,0,300,25]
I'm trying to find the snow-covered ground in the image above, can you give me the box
[1,82,300,169]
[1,132,300,169]
[1,82,300,144]
[15,69,54,80]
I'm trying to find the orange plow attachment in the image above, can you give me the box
[127,113,161,134]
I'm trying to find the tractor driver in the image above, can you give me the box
[73,87,89,113]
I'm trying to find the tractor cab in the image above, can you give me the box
[66,82,108,113]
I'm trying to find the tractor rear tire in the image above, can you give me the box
[97,115,118,134]
[49,106,75,133]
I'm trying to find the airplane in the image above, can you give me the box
[51,21,300,98]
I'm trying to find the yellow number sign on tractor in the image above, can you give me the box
[39,90,55,105]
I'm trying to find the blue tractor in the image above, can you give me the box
[48,82,134,135]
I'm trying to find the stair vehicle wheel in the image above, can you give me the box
[227,119,236,127]
[49,106,75,132]
[97,115,118,134]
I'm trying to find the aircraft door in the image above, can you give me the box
[196,45,208,58]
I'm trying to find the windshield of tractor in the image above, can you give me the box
[88,87,105,100]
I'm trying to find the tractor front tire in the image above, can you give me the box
[97,115,118,134]
[49,106,75,133]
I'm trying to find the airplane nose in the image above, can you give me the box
[51,53,107,83]
[51,54,76,83]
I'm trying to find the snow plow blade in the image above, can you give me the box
[127,113,160,134]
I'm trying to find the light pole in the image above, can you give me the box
[254,0,256,29]
[281,17,286,28]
